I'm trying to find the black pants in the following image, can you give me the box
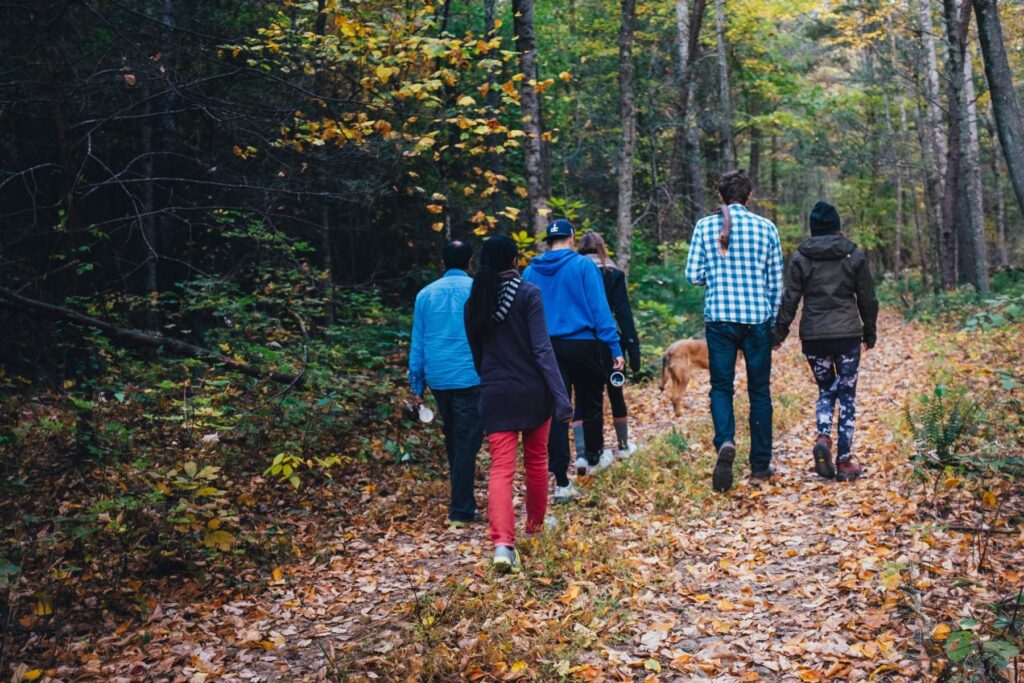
[432,387,483,522]
[549,338,605,485]
[574,343,627,444]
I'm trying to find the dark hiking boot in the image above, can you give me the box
[712,442,736,493]
[750,467,776,483]
[813,436,836,480]
[835,458,863,482]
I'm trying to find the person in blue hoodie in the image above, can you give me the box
[523,220,624,503]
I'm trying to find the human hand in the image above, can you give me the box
[612,356,625,371]
[772,344,781,351]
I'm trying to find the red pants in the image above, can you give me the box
[487,419,550,547]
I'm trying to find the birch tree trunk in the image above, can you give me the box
[658,0,706,244]
[973,0,1024,218]
[918,0,947,181]
[511,0,550,235]
[616,0,637,274]
[714,0,734,170]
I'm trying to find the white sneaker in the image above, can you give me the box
[615,442,638,459]
[591,449,615,473]
[575,456,589,477]
[552,482,579,504]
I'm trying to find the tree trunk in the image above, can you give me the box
[769,134,779,223]
[748,122,762,198]
[991,148,1009,268]
[973,0,1024,219]
[687,111,706,227]
[886,15,907,274]
[960,48,988,292]
[616,0,637,274]
[511,0,550,234]
[714,0,734,170]
[938,0,972,288]
[484,0,506,232]
[918,0,948,182]
[912,67,943,287]
[658,0,706,245]
[0,288,304,386]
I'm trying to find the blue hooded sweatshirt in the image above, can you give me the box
[522,248,623,358]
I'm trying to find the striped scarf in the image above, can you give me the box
[492,277,521,324]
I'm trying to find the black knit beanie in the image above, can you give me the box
[809,201,841,236]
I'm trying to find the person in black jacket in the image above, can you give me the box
[464,236,573,574]
[576,232,641,459]
[774,201,879,482]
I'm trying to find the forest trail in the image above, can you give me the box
[83,310,1000,681]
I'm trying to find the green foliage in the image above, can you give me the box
[628,239,706,377]
[903,384,981,467]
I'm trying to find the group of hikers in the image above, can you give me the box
[408,169,878,574]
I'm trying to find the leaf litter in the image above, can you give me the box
[23,310,1024,680]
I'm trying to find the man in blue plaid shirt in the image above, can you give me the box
[685,170,783,492]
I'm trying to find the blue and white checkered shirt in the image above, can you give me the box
[685,204,784,325]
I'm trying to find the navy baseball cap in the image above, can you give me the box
[545,219,575,241]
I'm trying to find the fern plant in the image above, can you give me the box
[903,384,981,466]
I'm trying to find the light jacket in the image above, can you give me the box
[408,269,480,396]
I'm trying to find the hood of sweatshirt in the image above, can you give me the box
[798,235,857,260]
[527,248,579,275]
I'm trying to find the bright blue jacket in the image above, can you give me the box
[408,269,480,396]
[522,249,623,358]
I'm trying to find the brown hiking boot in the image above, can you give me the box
[835,458,863,482]
[813,436,836,480]
[712,442,736,493]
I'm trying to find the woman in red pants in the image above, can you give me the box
[465,235,572,574]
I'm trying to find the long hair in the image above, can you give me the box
[717,169,752,253]
[578,232,612,270]
[465,235,518,336]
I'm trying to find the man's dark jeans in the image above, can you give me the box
[548,338,606,485]
[705,321,773,472]
[432,387,484,522]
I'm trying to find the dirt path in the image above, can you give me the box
[85,311,959,681]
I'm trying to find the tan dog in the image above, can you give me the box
[660,339,710,416]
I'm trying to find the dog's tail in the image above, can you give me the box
[659,351,669,392]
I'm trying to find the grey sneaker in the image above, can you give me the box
[591,449,615,473]
[712,442,736,493]
[492,545,521,574]
[575,456,590,477]
[552,482,579,504]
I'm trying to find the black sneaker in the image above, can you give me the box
[712,442,736,493]
[813,436,836,479]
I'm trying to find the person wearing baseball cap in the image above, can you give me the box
[523,220,625,503]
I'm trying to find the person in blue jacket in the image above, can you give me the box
[408,240,484,527]
[523,220,624,502]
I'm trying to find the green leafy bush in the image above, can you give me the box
[904,384,981,467]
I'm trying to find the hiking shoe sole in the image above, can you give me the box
[712,444,736,493]
[813,442,836,479]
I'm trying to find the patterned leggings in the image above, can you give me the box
[806,346,861,460]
